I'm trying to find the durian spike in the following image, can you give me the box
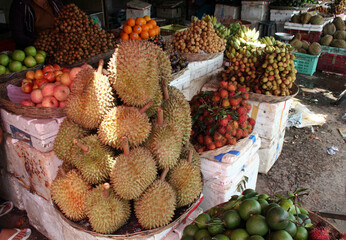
[122,136,130,156]
[157,108,164,126]
[102,69,109,75]
[139,101,154,114]
[160,168,169,181]
[102,183,110,198]
[162,79,169,100]
[97,59,104,74]
[73,138,90,153]
[187,149,193,163]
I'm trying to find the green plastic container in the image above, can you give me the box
[293,52,320,76]
[160,24,188,36]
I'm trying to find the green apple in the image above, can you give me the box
[24,46,37,57]
[0,53,10,66]
[9,61,23,72]
[12,50,25,62]
[35,53,45,64]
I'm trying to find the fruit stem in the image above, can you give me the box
[58,166,66,177]
[97,59,104,74]
[73,139,90,153]
[187,149,193,163]
[162,79,169,100]
[157,107,164,126]
[122,136,130,156]
[160,168,169,181]
[139,101,153,114]
[102,183,110,198]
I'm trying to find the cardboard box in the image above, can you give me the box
[126,0,151,19]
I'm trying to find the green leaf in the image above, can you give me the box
[274,194,287,200]
[288,193,295,198]
[305,223,313,228]
[209,125,218,135]
[295,188,309,194]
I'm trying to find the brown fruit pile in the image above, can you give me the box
[35,4,116,65]
[173,20,226,53]
[190,82,255,152]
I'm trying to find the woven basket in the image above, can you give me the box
[181,52,223,62]
[0,77,66,118]
[0,63,44,84]
[308,210,343,239]
[171,66,188,81]
[249,83,299,103]
[54,194,203,239]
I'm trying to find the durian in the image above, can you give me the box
[180,141,201,169]
[301,40,310,50]
[66,59,115,129]
[146,108,183,170]
[145,88,163,118]
[153,44,173,86]
[108,40,161,107]
[85,183,131,234]
[98,102,152,150]
[72,135,115,185]
[168,150,203,208]
[300,12,311,24]
[51,169,90,221]
[333,17,345,31]
[308,42,322,55]
[323,23,336,36]
[334,31,346,40]
[162,85,192,145]
[110,137,157,200]
[321,35,333,46]
[53,118,90,164]
[134,168,176,229]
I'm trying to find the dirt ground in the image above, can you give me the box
[0,72,345,239]
[256,71,346,233]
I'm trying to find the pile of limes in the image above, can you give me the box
[182,189,312,240]
[0,46,46,75]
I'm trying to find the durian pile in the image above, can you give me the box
[172,17,226,53]
[290,12,325,25]
[51,40,203,234]
[290,34,322,55]
[320,17,346,48]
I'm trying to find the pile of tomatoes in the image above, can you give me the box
[120,16,161,41]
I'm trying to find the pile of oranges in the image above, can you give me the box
[120,16,160,41]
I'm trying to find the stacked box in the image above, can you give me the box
[214,4,240,20]
[4,135,63,201]
[270,9,301,32]
[248,99,292,173]
[1,108,65,152]
[199,133,261,211]
[241,1,269,22]
[189,53,224,81]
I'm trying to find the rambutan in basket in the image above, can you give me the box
[182,51,223,62]
[53,194,203,239]
[307,210,344,239]
[248,83,299,103]
[0,77,66,118]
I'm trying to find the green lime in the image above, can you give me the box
[263,203,280,216]
[38,50,47,58]
[181,236,194,240]
[284,221,297,237]
[248,235,265,240]
[258,199,269,212]
[24,56,37,68]
[258,194,269,200]
[24,46,37,57]
[224,199,238,210]
[223,210,241,229]
[266,206,289,230]
[195,229,211,240]
[0,53,10,66]
[299,207,308,215]
[246,215,268,236]
[35,53,45,64]
[212,234,230,240]
[238,199,261,220]
[294,226,308,240]
[288,213,296,221]
[208,219,225,236]
[298,214,311,225]
[8,61,23,72]
[183,224,199,237]
[289,206,301,215]
[242,189,256,195]
[208,207,224,217]
[230,228,249,240]
[279,199,294,211]
[271,230,293,240]
[0,65,6,75]
[195,213,211,229]
[21,65,27,70]
[12,50,25,62]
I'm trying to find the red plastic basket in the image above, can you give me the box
[317,46,346,76]
[287,29,322,43]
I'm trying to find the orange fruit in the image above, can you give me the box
[148,20,157,27]
[149,29,156,38]
[129,32,139,40]
[34,69,44,79]
[126,18,135,27]
[135,17,146,26]
[132,25,142,34]
[154,25,160,35]
[26,70,35,80]
[138,36,142,40]
[141,24,150,32]
[121,33,129,41]
[140,31,149,39]
[123,24,132,34]
[144,15,151,22]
